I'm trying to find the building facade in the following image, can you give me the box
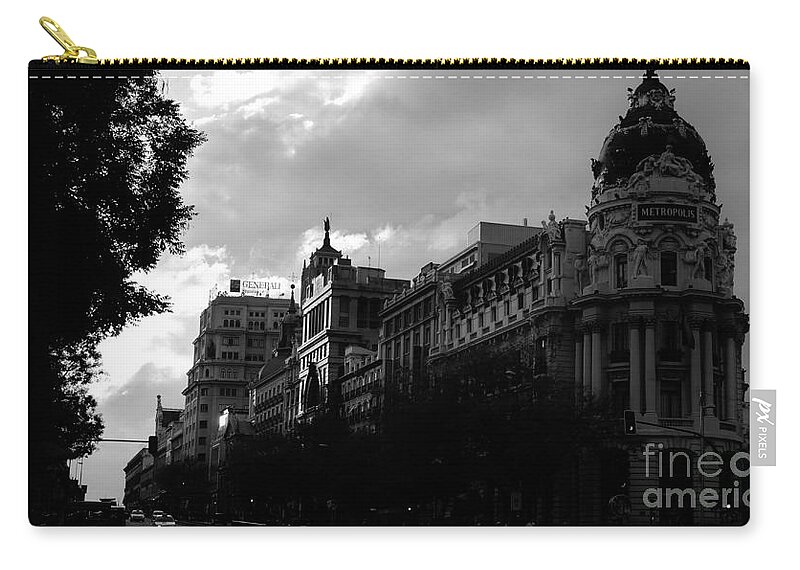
[182,294,291,464]
[333,346,383,435]
[297,219,408,420]
[250,287,302,436]
[573,70,749,525]
[123,447,149,510]
[438,221,542,275]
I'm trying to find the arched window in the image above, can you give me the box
[204,368,210,378]
[615,254,628,289]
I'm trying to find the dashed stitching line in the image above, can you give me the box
[29,74,751,80]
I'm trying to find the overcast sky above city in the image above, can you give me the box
[80,69,749,501]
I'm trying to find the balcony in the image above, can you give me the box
[658,418,694,429]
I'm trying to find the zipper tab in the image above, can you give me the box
[39,16,98,64]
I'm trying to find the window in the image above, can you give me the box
[491,307,497,322]
[661,251,678,286]
[200,388,208,396]
[517,292,525,310]
[466,318,473,333]
[661,321,679,351]
[222,337,239,346]
[659,321,682,362]
[611,323,629,362]
[660,380,682,418]
[615,254,628,289]
[423,326,430,346]
[199,404,208,412]
[198,437,206,446]
[357,298,369,328]
[199,420,208,429]
[503,300,510,317]
[478,312,484,329]
[612,323,629,352]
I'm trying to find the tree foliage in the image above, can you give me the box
[29,72,205,499]
[212,340,618,524]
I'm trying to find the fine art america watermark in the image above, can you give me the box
[641,444,750,510]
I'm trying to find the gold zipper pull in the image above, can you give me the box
[39,16,98,64]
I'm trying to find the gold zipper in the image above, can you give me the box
[37,16,748,69]
[39,17,98,65]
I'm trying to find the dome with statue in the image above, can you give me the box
[592,70,715,194]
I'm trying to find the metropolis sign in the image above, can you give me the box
[637,204,698,223]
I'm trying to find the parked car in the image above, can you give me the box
[154,514,176,527]
[130,510,145,522]
[109,506,127,526]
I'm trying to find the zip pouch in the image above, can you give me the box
[29,17,750,527]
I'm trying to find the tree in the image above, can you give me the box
[29,71,205,520]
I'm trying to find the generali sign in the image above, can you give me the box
[228,279,282,296]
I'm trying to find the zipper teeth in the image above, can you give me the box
[95,57,749,68]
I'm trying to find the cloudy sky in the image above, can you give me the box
[79,69,749,501]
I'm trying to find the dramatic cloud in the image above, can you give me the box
[93,244,233,402]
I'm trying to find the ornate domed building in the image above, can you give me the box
[416,70,749,526]
[575,70,749,525]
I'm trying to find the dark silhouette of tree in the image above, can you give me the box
[29,71,205,522]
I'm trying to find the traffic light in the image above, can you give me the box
[623,410,637,435]
[148,435,158,454]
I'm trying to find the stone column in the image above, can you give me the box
[703,325,716,417]
[629,319,642,414]
[644,317,657,415]
[583,330,592,397]
[591,323,603,398]
[725,335,738,421]
[689,318,702,417]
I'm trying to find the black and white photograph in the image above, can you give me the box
[29,62,750,527]
[12,1,798,568]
